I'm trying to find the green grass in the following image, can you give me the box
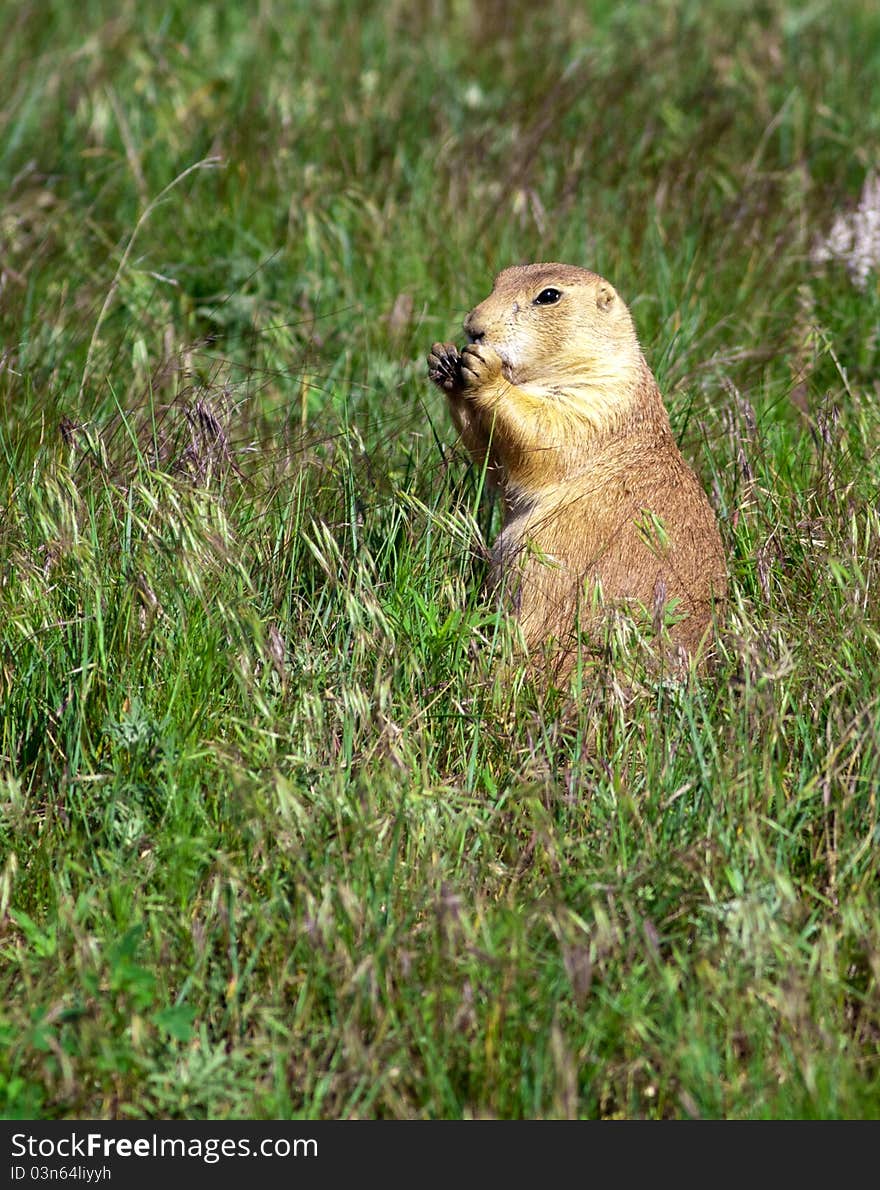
[1,0,880,1119]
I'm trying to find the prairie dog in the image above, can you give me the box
[427,263,726,674]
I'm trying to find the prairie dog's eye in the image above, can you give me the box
[533,287,562,306]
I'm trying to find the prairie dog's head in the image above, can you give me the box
[464,263,642,389]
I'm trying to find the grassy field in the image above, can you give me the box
[1,0,879,1119]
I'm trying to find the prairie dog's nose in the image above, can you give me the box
[464,314,484,343]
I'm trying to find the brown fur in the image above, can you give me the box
[428,263,727,676]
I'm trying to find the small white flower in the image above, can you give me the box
[463,82,485,110]
[813,171,880,290]
[360,70,380,98]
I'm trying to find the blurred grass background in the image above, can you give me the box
[1,0,879,1118]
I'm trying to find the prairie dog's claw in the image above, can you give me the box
[460,342,503,389]
[427,342,464,392]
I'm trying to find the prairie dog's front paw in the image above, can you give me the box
[427,342,463,392]
[460,343,504,390]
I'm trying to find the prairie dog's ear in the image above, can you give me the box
[596,281,616,312]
